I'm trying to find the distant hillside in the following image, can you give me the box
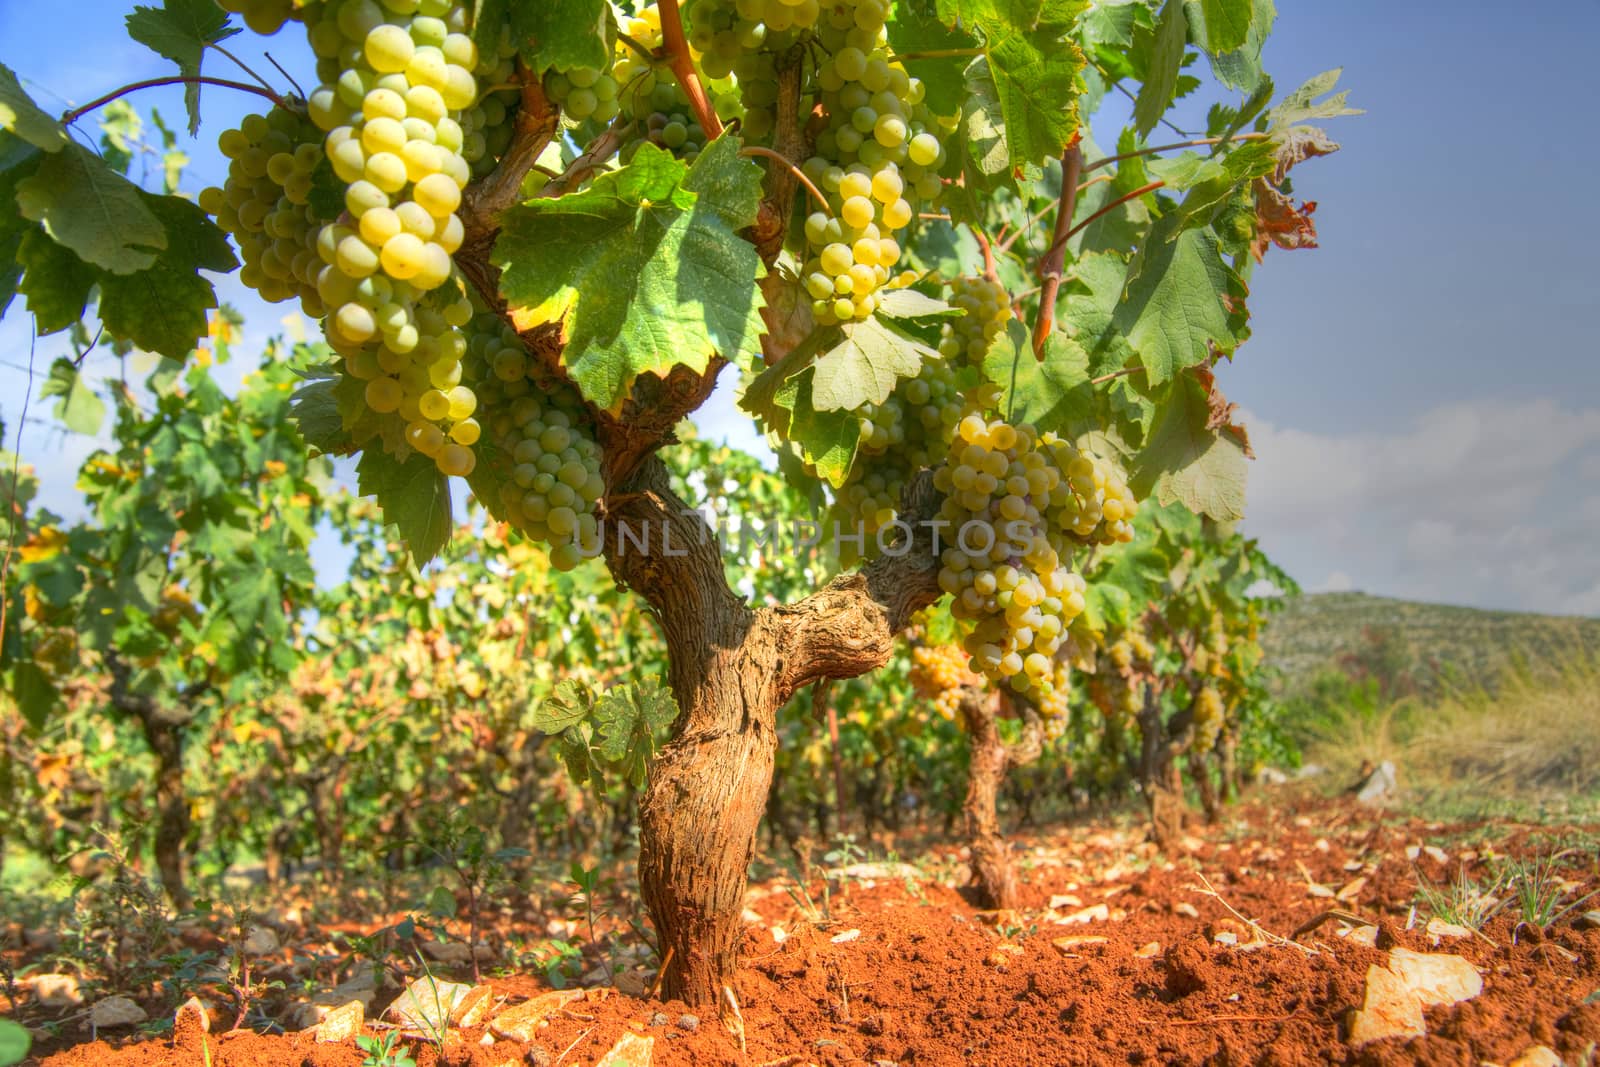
[1262,591,1600,695]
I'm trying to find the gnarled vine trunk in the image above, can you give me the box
[606,458,943,1005]
[956,693,1045,910]
[110,656,195,910]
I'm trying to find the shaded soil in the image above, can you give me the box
[11,792,1600,1066]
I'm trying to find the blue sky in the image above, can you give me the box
[3,1,1598,615]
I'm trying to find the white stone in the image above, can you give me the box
[1386,948,1482,1008]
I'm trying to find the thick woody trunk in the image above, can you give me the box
[1137,687,1188,850]
[110,658,194,911]
[1218,729,1240,803]
[1188,749,1221,824]
[958,691,1013,910]
[608,458,942,1006]
[957,693,1045,910]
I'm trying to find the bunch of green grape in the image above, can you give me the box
[1039,436,1139,545]
[466,315,607,571]
[216,0,490,478]
[829,356,964,553]
[201,109,335,313]
[910,643,980,722]
[1191,685,1225,749]
[798,5,948,324]
[939,275,1011,363]
[931,414,1089,697]
[462,30,522,176]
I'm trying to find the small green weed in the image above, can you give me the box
[356,1031,415,1067]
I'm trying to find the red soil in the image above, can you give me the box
[14,794,1600,1066]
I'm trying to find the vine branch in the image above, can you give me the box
[1064,180,1164,241]
[61,75,286,124]
[659,0,724,141]
[1083,132,1269,173]
[1031,141,1083,359]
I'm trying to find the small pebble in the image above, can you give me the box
[676,1013,699,1032]
[650,1012,669,1027]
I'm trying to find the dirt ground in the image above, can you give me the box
[10,790,1600,1066]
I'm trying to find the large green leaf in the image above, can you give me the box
[512,0,612,72]
[1130,373,1248,520]
[887,0,980,116]
[17,227,97,333]
[811,315,934,412]
[1113,221,1246,385]
[981,320,1092,434]
[1133,0,1186,137]
[933,0,1087,169]
[1209,0,1275,91]
[97,193,236,358]
[40,358,106,435]
[1182,0,1252,54]
[125,0,241,134]
[495,138,766,413]
[777,369,861,487]
[15,144,167,274]
[0,64,67,152]
[356,449,453,565]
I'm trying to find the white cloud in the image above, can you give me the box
[1242,402,1600,616]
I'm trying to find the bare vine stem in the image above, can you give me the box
[208,44,278,96]
[62,75,285,124]
[659,0,724,140]
[1031,142,1082,358]
[1064,180,1164,240]
[740,146,829,214]
[1083,132,1269,173]
[995,175,1110,258]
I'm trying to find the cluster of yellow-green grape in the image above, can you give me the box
[201,109,335,310]
[931,415,1089,697]
[1191,685,1225,749]
[910,643,981,721]
[1039,436,1139,544]
[1091,627,1155,721]
[466,315,607,571]
[829,358,965,557]
[213,0,498,478]
[939,275,1012,362]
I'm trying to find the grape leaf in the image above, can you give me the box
[356,448,453,565]
[40,358,106,435]
[1182,0,1252,55]
[1134,0,1186,137]
[979,2,1088,169]
[0,64,67,152]
[286,373,347,454]
[125,0,241,134]
[512,0,611,73]
[592,678,678,789]
[0,226,22,319]
[777,369,860,487]
[495,138,766,413]
[1130,372,1247,520]
[98,193,235,358]
[981,320,1093,434]
[17,227,97,334]
[531,678,593,735]
[811,315,934,412]
[1059,250,1136,376]
[876,289,961,320]
[886,0,978,115]
[1113,220,1246,385]
[1209,0,1275,91]
[1267,68,1360,129]
[15,144,167,274]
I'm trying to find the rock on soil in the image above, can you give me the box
[28,974,81,1009]
[1348,963,1427,1046]
[311,999,363,1043]
[88,997,146,1029]
[1386,947,1483,1007]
